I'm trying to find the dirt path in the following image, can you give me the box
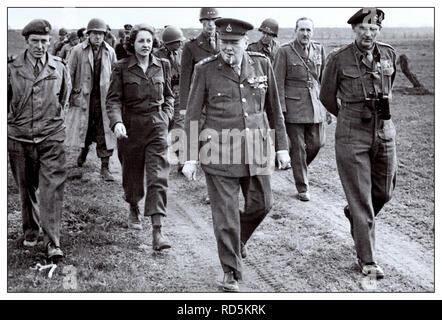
[7,147,434,292]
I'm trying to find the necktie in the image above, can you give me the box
[233,65,241,76]
[363,51,374,68]
[210,37,216,50]
[33,59,40,78]
[303,45,309,58]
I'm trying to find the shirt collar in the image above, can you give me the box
[25,50,47,67]
[353,41,379,58]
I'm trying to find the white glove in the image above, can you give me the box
[276,150,291,170]
[114,122,128,139]
[182,160,197,181]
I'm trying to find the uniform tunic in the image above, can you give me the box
[179,32,219,111]
[106,54,174,216]
[247,38,280,64]
[320,41,397,263]
[185,52,288,279]
[274,39,327,193]
[8,51,71,247]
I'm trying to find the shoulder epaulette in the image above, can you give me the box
[376,41,395,51]
[189,37,197,41]
[247,51,267,58]
[196,54,218,66]
[281,42,291,47]
[329,43,352,58]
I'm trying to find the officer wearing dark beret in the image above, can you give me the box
[8,19,71,260]
[347,8,385,26]
[21,18,51,37]
[320,8,397,279]
[182,17,290,292]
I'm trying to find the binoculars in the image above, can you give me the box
[364,93,391,121]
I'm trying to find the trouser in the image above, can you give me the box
[84,94,113,159]
[205,173,273,280]
[8,135,67,248]
[118,109,169,217]
[335,103,397,264]
[286,123,324,193]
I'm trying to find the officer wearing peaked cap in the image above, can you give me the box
[320,8,396,279]
[8,19,71,260]
[182,18,290,292]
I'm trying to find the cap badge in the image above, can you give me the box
[44,26,49,32]
[226,24,232,32]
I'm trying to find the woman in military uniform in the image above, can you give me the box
[106,24,174,251]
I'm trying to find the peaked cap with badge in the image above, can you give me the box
[215,18,253,40]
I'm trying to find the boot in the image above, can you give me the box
[77,147,89,167]
[128,204,142,230]
[151,215,171,250]
[100,157,115,181]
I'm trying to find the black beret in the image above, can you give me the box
[347,8,385,26]
[215,18,253,40]
[22,19,52,37]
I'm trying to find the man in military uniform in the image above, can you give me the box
[77,27,87,42]
[8,19,71,260]
[57,31,80,60]
[179,7,220,113]
[115,24,132,60]
[274,17,329,201]
[105,24,117,48]
[247,18,280,63]
[154,25,185,131]
[182,18,291,292]
[65,18,117,181]
[320,8,397,279]
[52,27,68,56]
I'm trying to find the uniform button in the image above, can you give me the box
[245,128,249,132]
[244,112,248,117]
[242,98,246,102]
[240,84,244,88]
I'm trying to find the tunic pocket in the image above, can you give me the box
[377,119,396,141]
[342,67,363,97]
[123,77,141,100]
[152,77,164,100]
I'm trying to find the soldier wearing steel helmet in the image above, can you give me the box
[182,18,290,292]
[179,7,221,114]
[320,8,397,279]
[247,18,280,63]
[65,18,117,181]
[8,19,71,260]
[57,31,80,60]
[52,27,68,56]
[154,26,185,129]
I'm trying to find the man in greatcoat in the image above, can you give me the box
[65,18,117,181]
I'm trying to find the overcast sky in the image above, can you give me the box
[7,7,434,30]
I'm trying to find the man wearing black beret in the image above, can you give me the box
[8,19,71,260]
[320,8,397,279]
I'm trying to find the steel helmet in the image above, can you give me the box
[86,18,107,34]
[162,26,185,44]
[199,7,220,21]
[59,28,67,36]
[258,18,279,37]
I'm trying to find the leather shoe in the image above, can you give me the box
[47,243,64,260]
[128,205,142,230]
[101,167,115,181]
[152,226,171,251]
[358,259,385,279]
[240,242,247,259]
[222,271,239,292]
[298,191,310,201]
